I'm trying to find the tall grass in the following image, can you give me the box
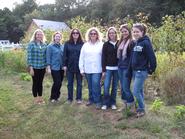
[0,50,27,72]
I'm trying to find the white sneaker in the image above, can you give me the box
[77,100,82,104]
[51,99,56,103]
[101,105,107,110]
[111,105,117,110]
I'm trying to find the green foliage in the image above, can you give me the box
[154,52,185,79]
[20,73,31,81]
[150,98,164,113]
[0,50,26,72]
[161,67,185,105]
[174,105,185,120]
[67,16,102,40]
[151,11,185,54]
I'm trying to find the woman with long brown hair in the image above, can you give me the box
[63,28,84,104]
[117,24,135,111]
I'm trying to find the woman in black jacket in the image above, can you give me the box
[101,27,119,110]
[63,28,84,104]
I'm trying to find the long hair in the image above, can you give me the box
[118,24,131,46]
[85,27,102,42]
[30,29,46,43]
[68,28,83,44]
[106,27,118,41]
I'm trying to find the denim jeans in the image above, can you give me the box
[67,71,82,101]
[132,70,148,112]
[51,70,64,100]
[118,68,134,104]
[85,73,102,105]
[103,70,118,106]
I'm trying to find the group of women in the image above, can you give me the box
[27,23,156,117]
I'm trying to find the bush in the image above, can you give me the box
[161,67,185,105]
[20,73,31,81]
[174,105,185,120]
[149,98,164,113]
[0,50,26,72]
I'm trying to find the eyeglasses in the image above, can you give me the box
[72,32,79,35]
[90,32,97,36]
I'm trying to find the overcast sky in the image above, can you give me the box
[0,0,55,10]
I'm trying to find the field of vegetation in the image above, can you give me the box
[0,12,185,139]
[0,69,185,139]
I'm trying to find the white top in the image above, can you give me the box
[79,41,103,74]
[109,41,117,46]
[106,66,118,70]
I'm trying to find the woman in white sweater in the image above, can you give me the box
[79,27,103,109]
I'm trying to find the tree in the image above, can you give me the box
[13,0,38,20]
[0,18,8,40]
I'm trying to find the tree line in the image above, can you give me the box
[0,0,184,43]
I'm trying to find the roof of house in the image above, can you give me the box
[32,19,70,31]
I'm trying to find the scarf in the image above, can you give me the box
[117,39,130,60]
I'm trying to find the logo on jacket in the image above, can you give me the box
[134,46,143,52]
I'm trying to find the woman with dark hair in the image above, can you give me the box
[130,23,156,117]
[117,24,135,111]
[63,28,84,104]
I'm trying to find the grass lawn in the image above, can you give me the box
[0,70,184,139]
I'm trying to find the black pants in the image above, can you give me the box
[50,70,64,100]
[32,68,46,97]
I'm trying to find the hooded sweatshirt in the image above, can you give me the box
[131,35,156,74]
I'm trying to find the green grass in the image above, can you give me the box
[0,70,184,139]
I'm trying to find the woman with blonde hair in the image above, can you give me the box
[101,27,119,110]
[79,27,103,109]
[27,29,47,104]
[46,31,64,103]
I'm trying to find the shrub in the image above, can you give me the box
[20,73,31,81]
[150,98,164,113]
[0,50,26,72]
[174,105,185,120]
[161,67,185,105]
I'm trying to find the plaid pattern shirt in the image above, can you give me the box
[27,41,47,69]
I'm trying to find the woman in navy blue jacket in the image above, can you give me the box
[46,32,64,103]
[63,29,84,104]
[117,24,135,111]
[130,23,157,117]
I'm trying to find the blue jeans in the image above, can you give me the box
[103,70,118,106]
[67,71,82,101]
[85,73,102,105]
[118,68,134,104]
[132,70,148,112]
